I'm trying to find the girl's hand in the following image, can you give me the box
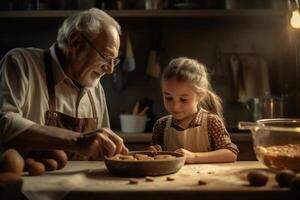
[175,148,195,164]
[148,145,162,152]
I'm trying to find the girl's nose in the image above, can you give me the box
[171,101,180,111]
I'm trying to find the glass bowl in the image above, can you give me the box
[239,119,300,171]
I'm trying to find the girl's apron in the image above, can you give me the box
[163,110,212,152]
[44,50,98,160]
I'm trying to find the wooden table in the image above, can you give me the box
[22,161,297,200]
[117,132,256,161]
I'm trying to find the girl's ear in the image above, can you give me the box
[68,31,82,56]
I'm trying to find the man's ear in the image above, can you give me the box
[68,31,82,55]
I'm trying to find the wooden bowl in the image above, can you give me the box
[104,151,186,177]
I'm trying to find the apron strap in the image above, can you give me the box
[163,115,172,150]
[44,50,56,111]
[165,115,172,131]
[87,91,97,119]
[200,110,211,150]
[202,110,208,132]
[44,49,98,120]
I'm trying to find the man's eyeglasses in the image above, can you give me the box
[81,33,120,67]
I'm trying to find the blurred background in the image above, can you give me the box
[0,0,299,132]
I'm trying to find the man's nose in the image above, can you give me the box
[102,63,114,74]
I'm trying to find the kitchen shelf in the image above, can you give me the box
[0,9,288,18]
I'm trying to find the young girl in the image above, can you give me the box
[151,57,238,164]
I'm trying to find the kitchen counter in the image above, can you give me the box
[116,132,256,161]
[22,161,296,200]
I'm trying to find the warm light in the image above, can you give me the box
[290,10,300,29]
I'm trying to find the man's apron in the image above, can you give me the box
[163,110,212,152]
[43,50,98,160]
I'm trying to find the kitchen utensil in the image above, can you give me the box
[120,114,147,133]
[246,96,284,121]
[132,101,140,115]
[138,106,149,116]
[239,119,300,171]
[132,101,149,116]
[104,151,186,177]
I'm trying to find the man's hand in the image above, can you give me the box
[148,145,162,152]
[98,128,129,157]
[77,128,129,158]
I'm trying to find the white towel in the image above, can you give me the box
[146,50,161,78]
[231,54,270,103]
[122,33,136,72]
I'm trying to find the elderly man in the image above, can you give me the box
[0,8,128,160]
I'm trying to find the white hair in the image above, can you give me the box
[57,8,121,52]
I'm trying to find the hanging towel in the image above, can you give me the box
[146,50,161,78]
[122,32,136,72]
[236,54,270,103]
[146,32,162,79]
[230,53,245,101]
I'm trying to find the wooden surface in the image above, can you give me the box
[21,161,296,200]
[117,133,257,161]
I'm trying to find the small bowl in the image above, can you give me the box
[104,151,186,177]
[120,114,147,133]
[239,118,300,171]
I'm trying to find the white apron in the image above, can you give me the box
[164,111,212,152]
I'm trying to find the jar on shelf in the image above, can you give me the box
[145,0,163,10]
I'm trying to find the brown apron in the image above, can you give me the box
[43,50,98,160]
